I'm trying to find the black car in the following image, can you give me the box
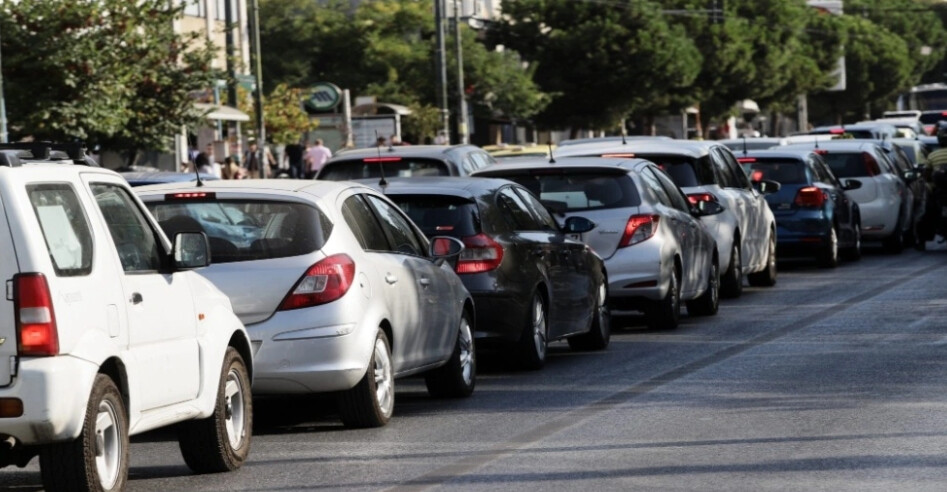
[737,149,862,267]
[367,176,609,370]
[316,144,497,181]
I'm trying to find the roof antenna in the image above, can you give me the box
[742,135,748,156]
[193,155,204,187]
[547,141,556,164]
[621,125,627,145]
[814,136,820,149]
[375,130,388,190]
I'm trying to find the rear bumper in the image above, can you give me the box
[856,197,901,238]
[603,241,666,312]
[775,214,833,255]
[469,292,529,342]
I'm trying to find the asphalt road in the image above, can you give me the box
[3,245,947,491]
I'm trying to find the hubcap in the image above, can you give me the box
[458,319,474,384]
[532,296,547,359]
[224,369,246,450]
[373,338,394,417]
[94,399,121,489]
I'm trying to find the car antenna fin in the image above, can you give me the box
[375,130,388,190]
[742,135,748,156]
[548,141,556,164]
[193,160,204,187]
[814,136,820,149]
[621,126,627,145]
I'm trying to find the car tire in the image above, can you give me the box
[178,347,252,473]
[518,292,548,370]
[646,268,680,330]
[425,311,476,398]
[720,241,743,298]
[883,219,904,254]
[686,258,719,316]
[842,221,862,261]
[747,232,777,287]
[567,277,611,351]
[339,330,395,428]
[40,374,129,492]
[817,226,839,268]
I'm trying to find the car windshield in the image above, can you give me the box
[387,195,480,238]
[319,158,449,180]
[744,159,807,185]
[490,172,640,212]
[147,199,332,263]
[632,154,713,188]
[820,153,870,179]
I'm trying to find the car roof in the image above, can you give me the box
[352,176,515,200]
[738,149,819,161]
[557,135,671,146]
[329,144,478,160]
[121,171,218,186]
[472,156,652,174]
[781,140,882,151]
[554,139,715,159]
[133,178,368,200]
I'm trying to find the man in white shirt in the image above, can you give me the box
[305,139,333,179]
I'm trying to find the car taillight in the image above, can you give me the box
[686,193,717,205]
[619,215,659,247]
[278,254,356,310]
[736,157,756,164]
[794,187,826,208]
[862,152,881,176]
[457,234,503,274]
[15,273,59,356]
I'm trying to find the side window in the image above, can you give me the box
[648,167,692,213]
[512,187,558,231]
[875,149,897,174]
[810,157,832,185]
[365,195,427,256]
[27,184,94,277]
[469,150,493,169]
[89,183,163,273]
[638,168,673,207]
[341,195,389,251]
[717,148,752,190]
[496,187,542,231]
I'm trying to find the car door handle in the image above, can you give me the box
[129,292,143,305]
[385,274,398,285]
[419,277,431,287]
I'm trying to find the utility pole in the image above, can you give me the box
[434,0,450,143]
[453,0,468,144]
[249,0,266,178]
[0,23,7,144]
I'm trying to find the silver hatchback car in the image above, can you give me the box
[473,157,723,330]
[136,180,476,428]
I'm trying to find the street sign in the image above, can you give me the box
[304,82,342,113]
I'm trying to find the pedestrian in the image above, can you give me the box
[283,140,306,179]
[193,152,214,175]
[305,138,333,179]
[374,136,387,148]
[434,131,449,145]
[390,134,410,146]
[243,140,276,178]
[221,156,245,180]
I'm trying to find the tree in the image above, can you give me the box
[0,0,218,163]
[239,84,315,145]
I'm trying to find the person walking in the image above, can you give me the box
[221,156,246,180]
[243,140,275,179]
[305,139,333,179]
[283,140,306,179]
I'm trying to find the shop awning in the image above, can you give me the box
[194,103,251,122]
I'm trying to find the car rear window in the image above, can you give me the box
[387,195,480,238]
[744,159,808,185]
[919,112,946,125]
[632,154,714,188]
[487,172,640,212]
[147,199,332,263]
[318,157,450,180]
[820,153,870,179]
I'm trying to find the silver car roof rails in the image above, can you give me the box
[0,142,97,166]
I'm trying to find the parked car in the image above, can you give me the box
[120,169,219,187]
[555,139,778,298]
[137,179,476,428]
[473,157,723,330]
[781,140,913,253]
[557,136,672,147]
[316,144,496,181]
[736,149,862,267]
[878,139,929,248]
[718,137,788,152]
[918,110,947,135]
[0,145,253,490]
[483,143,554,162]
[366,177,609,370]
[860,118,925,140]
[804,123,898,140]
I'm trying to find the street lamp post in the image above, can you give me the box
[0,23,8,143]
[434,0,450,142]
[453,0,468,144]
[248,0,266,178]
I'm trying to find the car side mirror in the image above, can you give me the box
[430,236,465,270]
[842,178,862,191]
[563,216,596,234]
[173,232,210,269]
[693,200,725,217]
[903,170,917,182]
[757,179,781,194]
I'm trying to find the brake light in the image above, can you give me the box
[829,127,845,134]
[794,187,826,208]
[862,152,881,176]
[736,157,756,163]
[278,254,355,310]
[457,234,503,274]
[751,170,764,182]
[15,273,59,356]
[362,157,403,163]
[687,193,717,205]
[619,215,659,247]
[166,192,216,201]
[815,149,828,155]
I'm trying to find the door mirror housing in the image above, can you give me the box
[430,236,465,269]
[173,232,210,269]
[756,179,781,194]
[563,216,596,234]
[842,178,863,191]
[692,200,725,217]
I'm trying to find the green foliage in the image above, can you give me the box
[239,84,315,145]
[0,0,217,156]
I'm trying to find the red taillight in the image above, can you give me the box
[862,152,881,176]
[619,215,659,247]
[456,234,503,274]
[736,157,756,163]
[686,193,717,205]
[362,157,403,163]
[166,192,216,200]
[15,273,58,356]
[829,127,845,134]
[794,186,826,208]
[278,254,355,310]
[815,149,828,155]
[751,170,764,182]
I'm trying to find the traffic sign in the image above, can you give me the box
[304,82,342,113]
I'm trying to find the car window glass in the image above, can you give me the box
[718,147,752,190]
[27,184,94,277]
[319,158,449,180]
[638,154,714,187]
[746,159,807,185]
[389,195,480,238]
[876,149,897,174]
[90,183,163,272]
[512,187,558,231]
[496,187,542,231]
[341,195,390,251]
[647,167,692,212]
[710,150,737,188]
[365,194,426,256]
[638,168,673,207]
[491,172,640,212]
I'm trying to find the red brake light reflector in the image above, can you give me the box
[794,186,826,208]
[829,128,845,134]
[279,254,356,310]
[166,192,216,200]
[736,157,756,163]
[751,170,764,182]
[814,149,828,155]
[619,214,659,247]
[362,157,403,163]
[457,234,503,274]
[15,273,59,357]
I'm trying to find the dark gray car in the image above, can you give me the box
[316,145,496,180]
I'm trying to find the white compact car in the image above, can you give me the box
[137,179,476,428]
[0,145,253,491]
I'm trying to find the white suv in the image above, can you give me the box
[0,145,253,491]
